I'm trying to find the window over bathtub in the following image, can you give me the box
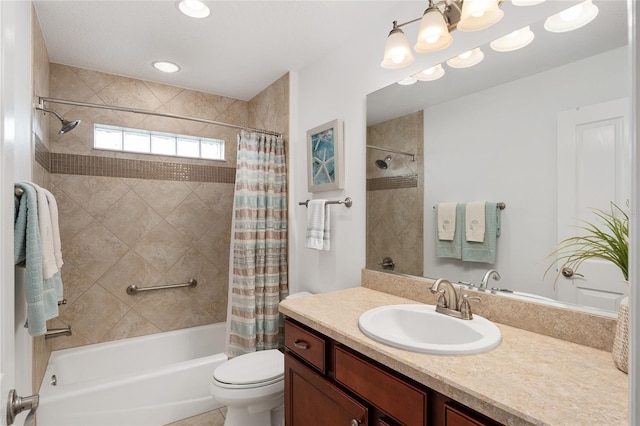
[93,124,225,161]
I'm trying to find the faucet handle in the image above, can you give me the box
[436,289,447,308]
[459,294,482,320]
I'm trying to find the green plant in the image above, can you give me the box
[546,202,629,283]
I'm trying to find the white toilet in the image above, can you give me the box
[210,349,285,426]
[210,292,312,426]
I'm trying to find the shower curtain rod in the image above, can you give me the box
[366,144,415,161]
[38,97,283,137]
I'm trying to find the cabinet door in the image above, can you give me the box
[286,352,368,426]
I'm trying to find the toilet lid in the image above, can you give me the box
[214,349,284,386]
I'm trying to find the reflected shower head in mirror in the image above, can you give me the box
[36,106,81,135]
[376,156,392,169]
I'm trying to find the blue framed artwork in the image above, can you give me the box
[307,119,344,192]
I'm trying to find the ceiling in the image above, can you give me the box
[33,1,399,101]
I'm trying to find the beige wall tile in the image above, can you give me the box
[98,250,163,306]
[58,284,130,342]
[65,219,130,280]
[99,191,163,247]
[133,220,192,273]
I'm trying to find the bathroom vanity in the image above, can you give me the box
[279,286,628,426]
[285,317,499,425]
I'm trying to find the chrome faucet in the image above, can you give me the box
[480,269,501,291]
[430,278,459,311]
[430,278,481,320]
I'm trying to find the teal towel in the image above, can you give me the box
[14,182,59,336]
[436,203,462,259]
[462,202,501,263]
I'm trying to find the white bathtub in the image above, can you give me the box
[37,323,228,426]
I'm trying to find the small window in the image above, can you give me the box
[94,124,225,161]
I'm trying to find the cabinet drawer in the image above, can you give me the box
[335,346,428,425]
[444,403,499,426]
[284,319,326,373]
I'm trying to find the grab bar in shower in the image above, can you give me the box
[126,278,198,295]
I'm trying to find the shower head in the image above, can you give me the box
[375,155,392,169]
[36,106,81,135]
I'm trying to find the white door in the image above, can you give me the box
[1,2,35,425]
[556,98,630,311]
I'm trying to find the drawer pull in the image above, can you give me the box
[351,419,361,426]
[293,339,310,349]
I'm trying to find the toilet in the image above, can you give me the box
[210,292,312,426]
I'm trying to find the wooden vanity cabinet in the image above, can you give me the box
[284,318,502,426]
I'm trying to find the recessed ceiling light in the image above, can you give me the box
[178,0,210,19]
[152,61,181,73]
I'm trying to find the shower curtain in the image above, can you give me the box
[227,130,288,357]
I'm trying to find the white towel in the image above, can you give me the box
[437,203,457,241]
[43,188,63,271]
[305,200,330,250]
[31,183,58,279]
[465,201,486,242]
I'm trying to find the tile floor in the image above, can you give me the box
[166,408,226,426]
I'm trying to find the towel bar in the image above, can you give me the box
[126,278,197,295]
[433,202,505,210]
[299,197,352,208]
[14,187,24,196]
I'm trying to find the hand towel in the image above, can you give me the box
[462,202,500,263]
[437,203,457,241]
[436,203,463,259]
[305,200,330,250]
[14,182,59,336]
[465,201,486,242]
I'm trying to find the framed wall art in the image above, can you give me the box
[307,119,344,192]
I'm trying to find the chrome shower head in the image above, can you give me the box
[375,155,392,169]
[59,118,81,135]
[36,106,81,135]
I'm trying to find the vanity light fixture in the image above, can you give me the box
[152,61,181,73]
[446,47,484,68]
[490,26,535,52]
[413,64,445,81]
[380,21,415,69]
[381,0,506,69]
[544,0,598,33]
[178,0,210,18]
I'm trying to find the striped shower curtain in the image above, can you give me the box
[227,130,288,357]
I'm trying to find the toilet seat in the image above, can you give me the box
[213,349,284,389]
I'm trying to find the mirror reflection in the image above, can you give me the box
[366,0,629,312]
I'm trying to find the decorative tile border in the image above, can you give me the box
[367,174,418,191]
[35,135,235,184]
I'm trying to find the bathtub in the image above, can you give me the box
[37,323,228,426]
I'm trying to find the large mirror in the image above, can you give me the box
[366,0,629,312]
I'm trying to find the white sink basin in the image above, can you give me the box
[358,304,501,355]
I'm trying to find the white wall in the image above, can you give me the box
[422,47,628,298]
[288,1,574,294]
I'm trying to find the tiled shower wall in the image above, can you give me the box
[366,111,423,276]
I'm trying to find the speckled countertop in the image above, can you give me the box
[279,287,628,426]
